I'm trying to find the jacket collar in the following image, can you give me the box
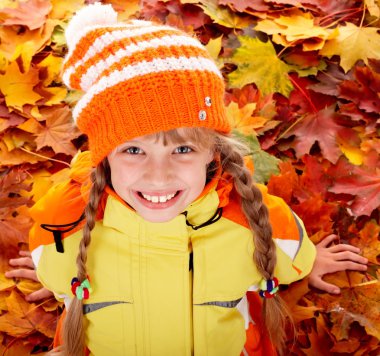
[102,179,222,242]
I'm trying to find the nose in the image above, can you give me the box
[143,156,174,186]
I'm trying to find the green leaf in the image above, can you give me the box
[227,36,294,97]
[234,131,280,184]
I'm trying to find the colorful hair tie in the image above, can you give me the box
[71,276,92,300]
[259,277,279,298]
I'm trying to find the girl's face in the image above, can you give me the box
[107,131,214,223]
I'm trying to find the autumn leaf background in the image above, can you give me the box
[0,0,379,354]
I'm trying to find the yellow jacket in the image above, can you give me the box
[29,152,316,355]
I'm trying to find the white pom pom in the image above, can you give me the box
[65,3,118,50]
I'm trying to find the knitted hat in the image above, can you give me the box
[62,3,231,165]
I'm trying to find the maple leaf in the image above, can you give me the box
[320,23,380,73]
[350,220,380,265]
[293,194,337,237]
[0,101,25,133]
[0,141,49,166]
[283,105,344,163]
[365,0,380,18]
[255,12,334,51]
[205,35,224,68]
[35,106,81,156]
[339,65,380,114]
[227,36,293,96]
[328,158,380,216]
[313,282,380,341]
[0,19,56,72]
[49,0,84,20]
[0,0,52,30]
[299,0,361,19]
[267,161,299,204]
[309,63,353,97]
[104,0,140,21]
[226,101,265,135]
[218,0,270,12]
[0,169,33,271]
[234,132,280,183]
[0,62,42,110]
[197,0,253,29]
[0,290,57,338]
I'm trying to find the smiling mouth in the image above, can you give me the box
[137,191,180,203]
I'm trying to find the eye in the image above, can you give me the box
[122,146,143,155]
[174,146,193,154]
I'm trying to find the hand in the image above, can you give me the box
[5,250,54,302]
[308,234,368,294]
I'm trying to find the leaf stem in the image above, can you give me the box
[288,75,318,113]
[18,147,71,167]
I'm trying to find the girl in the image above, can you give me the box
[28,4,367,355]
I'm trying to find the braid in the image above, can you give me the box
[217,135,290,352]
[61,160,108,356]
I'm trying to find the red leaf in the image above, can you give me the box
[310,63,353,97]
[328,158,380,216]
[285,105,344,163]
[339,65,380,114]
[218,0,270,12]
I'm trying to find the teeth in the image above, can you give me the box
[141,193,176,203]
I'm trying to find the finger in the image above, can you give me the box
[18,250,32,258]
[317,234,338,248]
[26,288,54,302]
[309,277,340,294]
[328,244,361,254]
[333,260,368,272]
[4,269,39,282]
[9,257,35,269]
[330,251,368,264]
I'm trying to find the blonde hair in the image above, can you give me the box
[56,128,290,355]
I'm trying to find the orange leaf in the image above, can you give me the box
[313,282,380,340]
[267,161,299,204]
[330,339,360,353]
[0,62,42,110]
[350,220,380,265]
[35,106,81,156]
[0,0,52,30]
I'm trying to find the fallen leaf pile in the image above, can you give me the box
[0,0,379,354]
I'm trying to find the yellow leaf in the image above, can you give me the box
[365,0,380,18]
[0,141,48,165]
[2,131,34,152]
[17,118,44,134]
[255,13,334,51]
[0,62,42,110]
[37,86,68,106]
[22,167,70,202]
[0,273,14,292]
[320,23,380,72]
[109,0,141,21]
[49,0,84,20]
[339,142,364,166]
[198,0,252,29]
[205,35,224,69]
[225,101,269,135]
[37,54,64,86]
[0,19,55,71]
[228,36,293,97]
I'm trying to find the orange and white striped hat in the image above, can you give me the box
[62,3,230,165]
